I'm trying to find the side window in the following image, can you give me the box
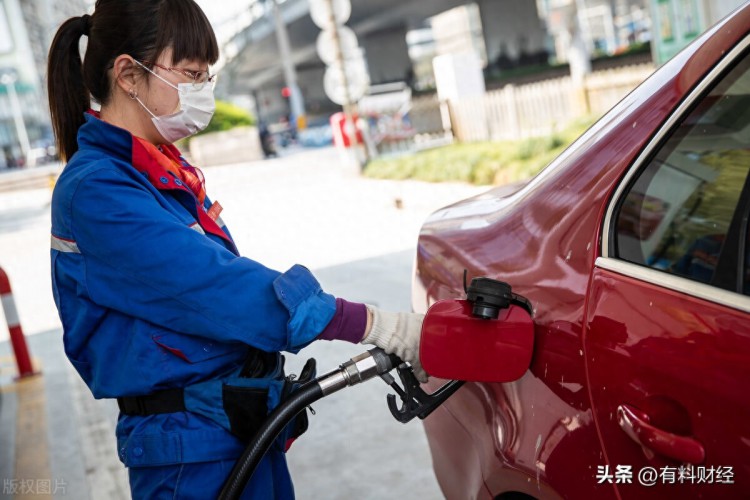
[614,49,750,292]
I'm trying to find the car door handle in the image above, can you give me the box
[617,404,705,464]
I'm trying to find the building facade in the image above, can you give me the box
[0,0,88,167]
[538,0,652,64]
[650,0,746,64]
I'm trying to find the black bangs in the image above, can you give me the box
[154,0,219,65]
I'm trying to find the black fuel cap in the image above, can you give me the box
[466,277,513,320]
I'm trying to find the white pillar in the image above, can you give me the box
[271,0,306,129]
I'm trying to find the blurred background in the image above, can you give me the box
[0,0,744,178]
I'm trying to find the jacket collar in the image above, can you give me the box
[76,112,191,196]
[76,111,135,162]
[77,111,190,195]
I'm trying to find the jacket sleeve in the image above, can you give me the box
[69,165,335,353]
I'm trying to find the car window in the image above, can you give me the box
[614,50,750,291]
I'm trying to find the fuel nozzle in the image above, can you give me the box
[316,348,400,396]
[384,274,512,423]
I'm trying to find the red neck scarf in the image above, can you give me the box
[130,136,233,252]
[133,137,208,205]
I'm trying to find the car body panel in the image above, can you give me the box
[585,268,750,499]
[414,5,750,499]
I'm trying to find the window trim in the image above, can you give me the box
[600,34,750,314]
[594,257,750,313]
[712,170,750,291]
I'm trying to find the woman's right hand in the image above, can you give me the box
[360,306,428,383]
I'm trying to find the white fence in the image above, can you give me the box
[411,63,656,144]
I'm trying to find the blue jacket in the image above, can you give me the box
[50,114,336,494]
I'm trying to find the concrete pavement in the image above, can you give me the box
[0,146,487,499]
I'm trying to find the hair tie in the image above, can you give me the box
[81,14,91,36]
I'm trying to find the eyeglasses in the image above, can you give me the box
[139,61,217,90]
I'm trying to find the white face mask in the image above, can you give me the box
[133,60,215,143]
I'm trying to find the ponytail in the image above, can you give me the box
[47,15,91,162]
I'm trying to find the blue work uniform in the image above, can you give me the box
[50,113,336,499]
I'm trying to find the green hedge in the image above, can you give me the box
[199,100,256,136]
[364,118,594,186]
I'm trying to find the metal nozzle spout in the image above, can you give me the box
[317,348,399,396]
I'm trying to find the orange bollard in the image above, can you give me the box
[0,266,36,378]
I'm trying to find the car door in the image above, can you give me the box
[585,37,750,499]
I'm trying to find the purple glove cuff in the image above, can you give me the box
[317,298,368,344]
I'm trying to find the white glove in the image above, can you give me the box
[361,305,429,383]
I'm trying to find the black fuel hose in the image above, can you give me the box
[217,381,324,500]
[219,349,400,499]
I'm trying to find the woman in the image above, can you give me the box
[47,1,426,498]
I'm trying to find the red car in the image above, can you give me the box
[413,5,750,500]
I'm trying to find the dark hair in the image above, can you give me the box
[47,0,219,161]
